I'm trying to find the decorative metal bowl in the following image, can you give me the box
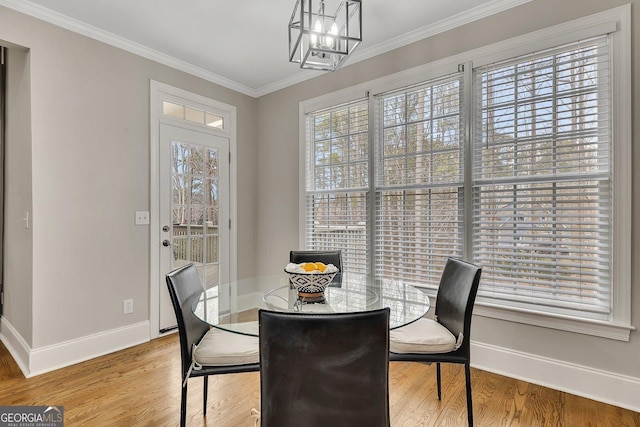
[285,270,338,298]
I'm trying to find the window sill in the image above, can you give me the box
[473,302,635,341]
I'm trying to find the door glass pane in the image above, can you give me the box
[172,205,187,226]
[206,207,219,227]
[191,207,204,230]
[190,146,205,174]
[191,177,204,204]
[206,148,218,175]
[206,178,218,206]
[171,140,220,288]
[172,143,188,174]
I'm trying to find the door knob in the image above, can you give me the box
[162,239,171,247]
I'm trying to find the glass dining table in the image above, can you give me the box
[191,272,431,336]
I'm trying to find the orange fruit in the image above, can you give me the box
[314,262,327,272]
[302,262,317,272]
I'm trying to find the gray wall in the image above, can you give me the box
[0,5,258,349]
[4,46,32,345]
[255,0,640,380]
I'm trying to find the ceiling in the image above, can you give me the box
[1,0,530,97]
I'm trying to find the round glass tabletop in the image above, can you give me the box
[191,272,431,336]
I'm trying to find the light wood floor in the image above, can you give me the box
[1,335,638,426]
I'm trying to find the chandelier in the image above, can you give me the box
[288,0,362,71]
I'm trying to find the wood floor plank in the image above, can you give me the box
[0,335,638,426]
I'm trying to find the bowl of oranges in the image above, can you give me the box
[284,262,339,298]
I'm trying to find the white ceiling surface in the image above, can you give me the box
[1,0,530,97]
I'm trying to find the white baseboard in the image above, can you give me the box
[0,318,150,377]
[0,317,31,376]
[471,340,640,413]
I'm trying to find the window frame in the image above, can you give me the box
[298,5,632,341]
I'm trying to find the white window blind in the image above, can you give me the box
[375,74,465,287]
[472,36,612,318]
[305,100,369,273]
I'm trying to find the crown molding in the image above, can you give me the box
[0,0,258,96]
[0,0,531,98]
[253,69,323,98]
[348,0,534,64]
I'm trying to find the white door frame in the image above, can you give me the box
[149,80,238,339]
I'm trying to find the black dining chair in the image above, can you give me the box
[289,249,342,284]
[258,308,390,427]
[389,258,482,427]
[166,263,260,427]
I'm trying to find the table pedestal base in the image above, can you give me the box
[297,291,325,303]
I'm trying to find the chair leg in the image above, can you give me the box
[465,363,473,427]
[436,362,442,400]
[203,376,209,416]
[180,380,188,427]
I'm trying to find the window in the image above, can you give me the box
[162,100,225,129]
[300,7,630,339]
[472,37,612,320]
[375,74,465,287]
[304,100,369,273]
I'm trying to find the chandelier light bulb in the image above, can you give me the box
[311,19,323,46]
[327,22,338,48]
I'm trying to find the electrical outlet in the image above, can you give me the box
[123,299,134,315]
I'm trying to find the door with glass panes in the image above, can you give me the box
[159,123,229,332]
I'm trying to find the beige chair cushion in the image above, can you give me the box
[194,325,259,366]
[390,318,459,354]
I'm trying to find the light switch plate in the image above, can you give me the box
[135,211,150,225]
